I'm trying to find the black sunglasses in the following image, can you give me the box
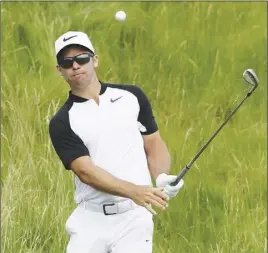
[59,52,94,69]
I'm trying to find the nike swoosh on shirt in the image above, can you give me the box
[110,96,123,103]
[63,35,78,42]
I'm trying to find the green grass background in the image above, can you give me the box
[1,2,267,253]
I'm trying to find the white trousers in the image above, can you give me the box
[65,204,154,253]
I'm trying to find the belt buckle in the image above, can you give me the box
[103,203,117,215]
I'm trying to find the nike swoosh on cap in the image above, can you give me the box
[63,35,78,42]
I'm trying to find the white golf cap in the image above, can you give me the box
[55,31,95,56]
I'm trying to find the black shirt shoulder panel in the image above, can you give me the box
[49,101,90,170]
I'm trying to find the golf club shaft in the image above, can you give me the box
[170,91,252,186]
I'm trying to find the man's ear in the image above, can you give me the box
[56,65,63,76]
[93,55,99,68]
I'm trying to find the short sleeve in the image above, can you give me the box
[125,85,158,135]
[49,112,90,170]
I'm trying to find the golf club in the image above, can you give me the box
[170,69,259,186]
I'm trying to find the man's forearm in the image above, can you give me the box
[146,139,171,180]
[77,165,136,199]
[71,158,170,213]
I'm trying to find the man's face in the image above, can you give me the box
[56,46,98,89]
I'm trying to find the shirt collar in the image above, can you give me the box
[68,82,107,103]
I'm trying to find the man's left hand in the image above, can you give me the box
[156,173,184,199]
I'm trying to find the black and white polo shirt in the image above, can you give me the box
[49,82,158,204]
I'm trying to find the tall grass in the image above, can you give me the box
[1,2,266,253]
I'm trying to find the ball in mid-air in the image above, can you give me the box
[115,10,126,22]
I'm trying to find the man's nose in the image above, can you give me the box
[72,61,80,69]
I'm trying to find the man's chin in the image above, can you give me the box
[72,77,87,85]
[72,81,86,88]
[68,76,90,89]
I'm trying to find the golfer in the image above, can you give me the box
[49,31,184,253]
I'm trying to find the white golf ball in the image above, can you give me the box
[115,10,126,22]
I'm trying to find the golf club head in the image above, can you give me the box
[243,69,259,88]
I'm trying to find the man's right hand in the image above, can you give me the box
[130,185,169,215]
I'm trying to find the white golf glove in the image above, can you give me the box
[156,173,184,199]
